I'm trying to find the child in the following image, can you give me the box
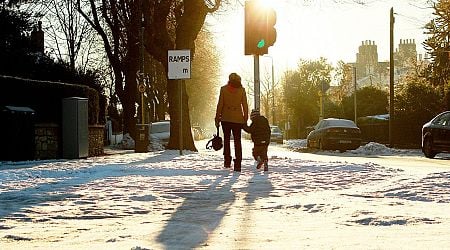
[243,109,271,171]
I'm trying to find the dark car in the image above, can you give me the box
[422,111,450,158]
[270,125,283,144]
[307,118,361,152]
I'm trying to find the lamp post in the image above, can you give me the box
[264,55,275,125]
[353,66,357,125]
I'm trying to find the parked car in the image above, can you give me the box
[270,125,283,144]
[150,121,170,146]
[422,111,450,158]
[307,118,361,152]
[192,125,205,141]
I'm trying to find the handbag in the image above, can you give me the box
[206,126,223,151]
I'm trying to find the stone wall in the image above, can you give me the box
[35,123,60,160]
[34,123,104,159]
[89,125,104,157]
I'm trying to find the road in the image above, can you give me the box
[240,139,450,173]
[0,139,449,249]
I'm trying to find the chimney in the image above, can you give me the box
[31,21,44,53]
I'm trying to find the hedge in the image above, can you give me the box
[0,75,101,125]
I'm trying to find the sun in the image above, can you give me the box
[258,0,277,9]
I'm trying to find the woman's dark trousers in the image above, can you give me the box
[221,121,243,171]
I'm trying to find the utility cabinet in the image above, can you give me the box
[62,97,88,159]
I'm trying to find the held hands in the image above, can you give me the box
[215,117,220,127]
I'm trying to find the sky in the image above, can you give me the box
[206,0,435,84]
[1,139,450,249]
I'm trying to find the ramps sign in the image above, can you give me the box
[168,50,191,80]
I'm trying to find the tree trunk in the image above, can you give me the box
[120,43,140,138]
[164,1,210,152]
[141,0,219,151]
[117,70,138,138]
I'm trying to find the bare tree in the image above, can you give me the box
[25,0,96,71]
[77,0,221,151]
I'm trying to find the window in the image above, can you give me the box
[442,113,450,126]
[433,113,450,126]
[150,122,170,134]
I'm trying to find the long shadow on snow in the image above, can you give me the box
[156,172,240,249]
[0,150,217,218]
[156,168,274,249]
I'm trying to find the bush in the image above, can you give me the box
[394,80,444,145]
[342,86,388,120]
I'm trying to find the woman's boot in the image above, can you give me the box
[233,159,241,172]
[224,156,232,168]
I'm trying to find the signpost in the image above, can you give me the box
[318,80,329,121]
[168,50,191,80]
[168,50,191,155]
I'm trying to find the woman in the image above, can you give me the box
[215,73,249,172]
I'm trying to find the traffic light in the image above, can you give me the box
[265,8,277,50]
[245,1,277,55]
[245,1,264,55]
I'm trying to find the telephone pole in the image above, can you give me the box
[353,67,357,125]
[389,7,395,147]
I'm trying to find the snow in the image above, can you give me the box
[286,139,423,156]
[1,139,450,249]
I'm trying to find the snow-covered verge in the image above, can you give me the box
[0,140,449,249]
[285,139,425,156]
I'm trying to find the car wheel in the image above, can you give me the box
[423,136,437,158]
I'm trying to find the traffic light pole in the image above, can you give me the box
[254,54,261,111]
[245,0,276,112]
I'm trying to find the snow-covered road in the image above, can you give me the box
[1,140,449,249]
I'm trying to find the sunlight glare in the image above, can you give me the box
[258,0,276,9]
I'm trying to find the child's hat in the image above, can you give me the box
[250,109,260,119]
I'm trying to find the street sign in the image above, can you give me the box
[168,50,191,79]
[138,83,146,93]
[321,80,330,93]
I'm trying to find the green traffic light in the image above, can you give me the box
[257,39,265,48]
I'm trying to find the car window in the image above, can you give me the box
[271,127,281,133]
[327,119,357,127]
[441,113,450,126]
[315,120,324,130]
[433,113,450,126]
[151,123,170,133]
[317,119,357,129]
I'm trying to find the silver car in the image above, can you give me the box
[270,125,283,144]
[150,121,170,146]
